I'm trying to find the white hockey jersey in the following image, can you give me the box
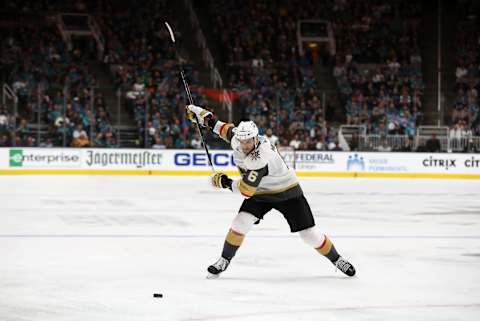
[213,120,303,201]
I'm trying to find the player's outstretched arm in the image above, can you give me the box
[186,104,235,143]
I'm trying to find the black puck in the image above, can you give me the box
[153,293,163,298]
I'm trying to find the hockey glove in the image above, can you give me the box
[186,104,213,127]
[211,172,233,190]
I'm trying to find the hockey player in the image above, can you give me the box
[186,105,356,279]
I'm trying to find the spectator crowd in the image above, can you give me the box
[1,22,117,148]
[452,4,480,140]
[1,0,479,153]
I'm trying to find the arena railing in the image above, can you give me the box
[415,126,449,151]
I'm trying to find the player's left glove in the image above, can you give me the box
[211,172,233,190]
[186,104,213,127]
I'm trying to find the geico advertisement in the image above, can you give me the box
[172,150,237,171]
[7,148,81,168]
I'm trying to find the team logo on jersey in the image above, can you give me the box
[249,150,261,161]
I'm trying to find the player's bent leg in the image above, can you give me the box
[299,226,356,277]
[231,211,258,235]
[207,211,258,279]
[299,226,325,248]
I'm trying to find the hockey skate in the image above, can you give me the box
[207,257,230,279]
[334,256,356,277]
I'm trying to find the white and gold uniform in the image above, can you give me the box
[213,120,303,201]
[187,105,355,279]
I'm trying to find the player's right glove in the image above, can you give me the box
[186,104,213,127]
[211,172,233,190]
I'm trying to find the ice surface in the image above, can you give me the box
[0,176,479,321]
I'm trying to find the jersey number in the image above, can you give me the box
[247,171,258,182]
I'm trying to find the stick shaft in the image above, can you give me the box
[164,21,215,172]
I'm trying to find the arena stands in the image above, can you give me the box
[452,4,480,141]
[204,0,340,150]
[3,23,119,147]
[1,0,479,152]
[99,0,211,148]
[203,0,425,150]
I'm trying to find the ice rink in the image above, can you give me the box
[0,175,479,321]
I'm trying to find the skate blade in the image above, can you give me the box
[206,273,220,279]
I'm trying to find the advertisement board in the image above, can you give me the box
[0,148,479,179]
[7,149,81,168]
[83,149,163,169]
[280,150,480,175]
[171,150,237,171]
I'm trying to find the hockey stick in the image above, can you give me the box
[164,21,215,173]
